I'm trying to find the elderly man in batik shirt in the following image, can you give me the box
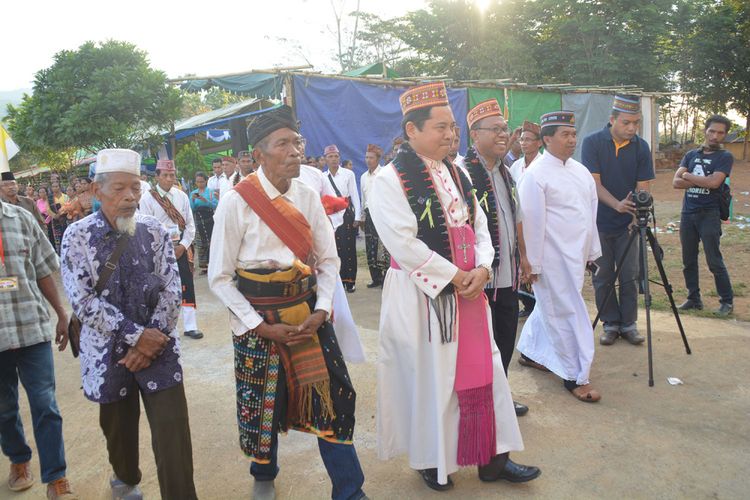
[61,149,197,500]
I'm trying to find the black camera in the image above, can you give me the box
[633,190,653,226]
[633,190,653,210]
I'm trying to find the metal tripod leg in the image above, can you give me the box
[639,226,655,386]
[591,229,640,331]
[645,227,692,355]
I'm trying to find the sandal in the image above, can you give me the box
[518,356,551,372]
[569,384,601,403]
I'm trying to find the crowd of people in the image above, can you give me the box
[0,80,736,500]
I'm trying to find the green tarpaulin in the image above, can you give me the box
[180,73,283,99]
[506,89,562,129]
[468,88,507,115]
[343,62,400,79]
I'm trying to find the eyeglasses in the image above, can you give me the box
[475,126,509,136]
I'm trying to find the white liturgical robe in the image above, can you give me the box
[369,155,523,486]
[296,164,366,364]
[516,151,602,385]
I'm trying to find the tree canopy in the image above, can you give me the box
[6,40,182,161]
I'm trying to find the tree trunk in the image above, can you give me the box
[744,114,749,161]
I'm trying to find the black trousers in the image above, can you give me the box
[335,222,358,285]
[363,208,388,284]
[486,287,519,374]
[99,383,197,500]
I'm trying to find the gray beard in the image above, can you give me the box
[115,216,136,236]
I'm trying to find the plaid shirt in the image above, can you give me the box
[0,200,60,352]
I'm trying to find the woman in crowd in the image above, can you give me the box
[189,171,218,274]
[35,186,55,247]
[47,180,69,253]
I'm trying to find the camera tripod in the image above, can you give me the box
[592,211,691,387]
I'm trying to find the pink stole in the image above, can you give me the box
[391,224,496,466]
[449,225,496,466]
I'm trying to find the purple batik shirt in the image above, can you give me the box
[61,211,183,404]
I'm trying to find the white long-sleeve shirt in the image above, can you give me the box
[298,164,337,199]
[359,165,383,221]
[207,173,222,192]
[138,185,195,249]
[208,167,340,336]
[324,166,361,228]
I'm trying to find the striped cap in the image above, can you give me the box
[612,94,641,114]
[540,111,576,129]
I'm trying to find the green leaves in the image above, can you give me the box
[6,40,182,157]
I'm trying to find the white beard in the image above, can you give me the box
[115,216,136,236]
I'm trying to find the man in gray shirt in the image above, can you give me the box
[461,99,529,417]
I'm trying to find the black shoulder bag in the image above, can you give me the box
[68,233,130,357]
[328,173,355,225]
[697,149,732,221]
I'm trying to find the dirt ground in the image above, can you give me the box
[3,162,750,500]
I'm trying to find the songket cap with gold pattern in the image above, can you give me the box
[540,111,576,129]
[399,81,449,115]
[467,99,502,129]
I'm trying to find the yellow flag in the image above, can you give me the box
[1,125,20,173]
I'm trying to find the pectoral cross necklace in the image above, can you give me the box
[457,227,469,264]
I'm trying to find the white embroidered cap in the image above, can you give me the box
[95,149,141,176]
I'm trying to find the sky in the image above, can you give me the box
[1,0,428,91]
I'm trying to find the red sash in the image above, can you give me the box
[233,174,313,261]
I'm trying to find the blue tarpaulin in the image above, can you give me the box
[293,75,469,184]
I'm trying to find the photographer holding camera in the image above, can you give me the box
[673,115,734,316]
[582,95,655,346]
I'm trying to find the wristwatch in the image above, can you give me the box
[478,264,493,283]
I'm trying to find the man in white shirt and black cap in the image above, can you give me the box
[323,144,361,293]
[208,105,367,500]
[139,159,203,339]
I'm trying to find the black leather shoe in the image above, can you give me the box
[479,458,541,483]
[366,281,381,288]
[716,303,733,316]
[678,299,703,311]
[184,330,204,339]
[418,469,453,491]
[514,401,529,417]
[345,284,356,293]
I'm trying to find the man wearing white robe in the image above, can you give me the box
[370,82,539,491]
[296,162,366,364]
[516,111,603,403]
[139,160,203,339]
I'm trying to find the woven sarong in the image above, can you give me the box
[233,263,356,463]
